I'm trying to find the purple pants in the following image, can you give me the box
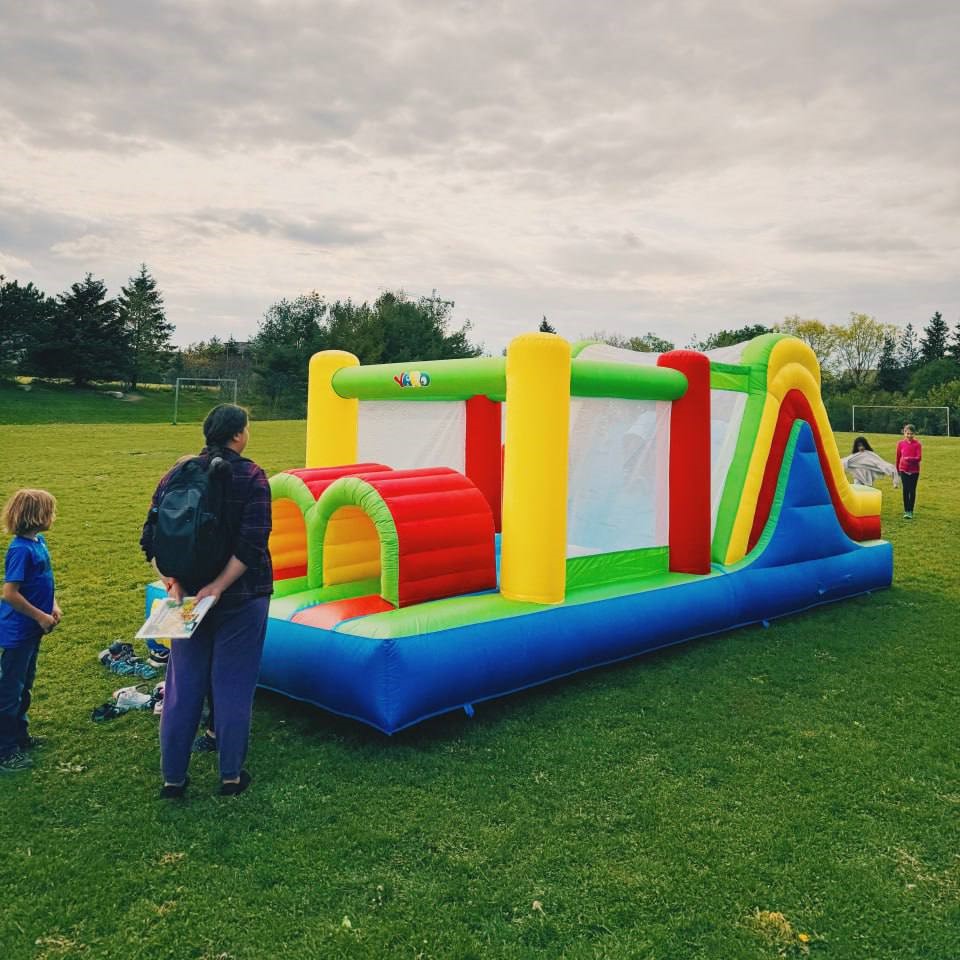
[160,596,269,783]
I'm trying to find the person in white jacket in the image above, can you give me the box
[842,436,899,488]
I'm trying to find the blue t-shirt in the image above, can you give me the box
[0,535,55,648]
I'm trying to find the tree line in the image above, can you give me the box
[0,271,482,417]
[553,311,960,435]
[3,266,956,432]
[776,312,960,435]
[1,267,173,389]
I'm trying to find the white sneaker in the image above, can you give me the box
[112,686,153,711]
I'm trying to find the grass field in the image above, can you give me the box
[0,379,240,426]
[0,419,957,960]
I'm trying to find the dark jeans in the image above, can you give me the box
[900,472,919,512]
[0,638,41,758]
[160,597,269,783]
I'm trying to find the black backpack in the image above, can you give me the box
[147,456,233,591]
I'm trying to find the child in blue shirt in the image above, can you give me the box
[0,489,60,772]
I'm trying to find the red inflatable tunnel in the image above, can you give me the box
[311,466,498,608]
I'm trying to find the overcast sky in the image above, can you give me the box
[1,0,957,353]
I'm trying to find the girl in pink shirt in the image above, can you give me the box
[895,424,922,519]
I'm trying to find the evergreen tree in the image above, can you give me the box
[0,276,56,379]
[897,323,920,369]
[875,334,903,392]
[29,274,129,386]
[117,264,174,389]
[919,310,949,364]
[538,316,556,334]
[945,317,960,362]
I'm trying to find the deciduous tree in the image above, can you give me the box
[590,331,675,352]
[251,288,482,413]
[689,324,773,351]
[779,316,838,372]
[909,357,959,396]
[832,313,890,386]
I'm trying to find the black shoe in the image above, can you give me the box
[192,732,217,754]
[160,775,190,799]
[147,648,169,668]
[219,770,251,796]
[19,735,45,751]
[0,750,33,772]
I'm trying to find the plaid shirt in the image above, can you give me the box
[141,447,273,604]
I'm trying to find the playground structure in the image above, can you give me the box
[148,332,894,733]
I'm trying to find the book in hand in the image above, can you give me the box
[136,596,216,640]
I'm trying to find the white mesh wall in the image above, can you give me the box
[357,401,466,471]
[576,343,662,365]
[580,339,752,367]
[709,389,748,535]
[566,398,670,557]
[704,342,751,365]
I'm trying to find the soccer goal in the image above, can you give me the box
[172,377,238,425]
[850,404,951,437]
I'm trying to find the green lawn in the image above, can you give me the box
[0,379,241,426]
[0,422,957,959]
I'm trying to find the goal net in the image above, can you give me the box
[850,404,950,437]
[173,377,239,425]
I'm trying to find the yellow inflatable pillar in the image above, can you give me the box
[305,351,360,468]
[500,333,571,604]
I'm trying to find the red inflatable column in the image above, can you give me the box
[657,350,711,575]
[465,395,503,531]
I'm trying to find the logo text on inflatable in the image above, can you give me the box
[393,371,431,388]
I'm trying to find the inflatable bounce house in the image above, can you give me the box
[147,333,893,733]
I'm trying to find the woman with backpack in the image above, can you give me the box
[140,404,272,798]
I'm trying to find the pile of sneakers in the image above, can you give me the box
[91,641,168,722]
[98,641,158,680]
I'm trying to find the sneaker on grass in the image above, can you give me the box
[130,661,158,679]
[99,651,157,680]
[113,686,154,711]
[192,732,217,753]
[0,750,33,772]
[19,735,45,750]
[147,648,169,668]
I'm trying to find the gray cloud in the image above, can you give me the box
[3,1,957,175]
[176,209,380,247]
[780,224,928,256]
[0,201,100,258]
